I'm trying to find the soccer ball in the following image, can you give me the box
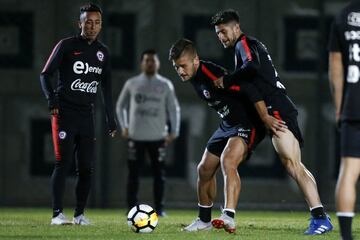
[127,204,158,233]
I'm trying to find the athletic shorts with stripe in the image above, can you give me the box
[340,121,360,158]
[266,94,304,147]
[206,121,266,158]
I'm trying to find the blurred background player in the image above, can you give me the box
[169,38,285,233]
[39,3,117,225]
[329,1,360,239]
[210,9,332,235]
[116,49,180,217]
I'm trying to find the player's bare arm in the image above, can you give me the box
[329,52,344,124]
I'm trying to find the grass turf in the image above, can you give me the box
[0,208,358,239]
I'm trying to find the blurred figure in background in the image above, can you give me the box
[116,49,180,216]
[329,1,360,240]
[40,3,117,225]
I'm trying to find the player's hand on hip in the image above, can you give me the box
[263,115,287,137]
[213,76,224,89]
[50,108,59,115]
[109,129,117,138]
[165,133,176,146]
[121,128,129,139]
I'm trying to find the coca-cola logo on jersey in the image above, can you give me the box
[73,61,102,75]
[71,79,99,93]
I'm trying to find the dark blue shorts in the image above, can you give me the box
[206,121,266,158]
[340,121,360,158]
[266,94,304,147]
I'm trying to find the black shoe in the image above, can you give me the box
[156,210,167,217]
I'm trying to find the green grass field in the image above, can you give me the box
[0,208,358,239]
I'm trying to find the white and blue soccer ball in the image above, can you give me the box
[127,204,158,233]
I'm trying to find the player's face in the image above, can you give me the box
[141,54,160,76]
[215,22,240,48]
[79,11,102,41]
[172,53,199,82]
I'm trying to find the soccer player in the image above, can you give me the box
[329,2,360,239]
[116,49,180,217]
[210,9,333,234]
[40,3,117,225]
[169,38,285,233]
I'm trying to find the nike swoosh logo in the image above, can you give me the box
[73,51,83,55]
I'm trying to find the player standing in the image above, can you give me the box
[210,9,333,234]
[329,1,360,239]
[40,3,117,225]
[116,49,180,216]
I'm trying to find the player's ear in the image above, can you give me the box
[194,54,200,65]
[155,55,160,70]
[234,23,241,34]
[78,20,82,29]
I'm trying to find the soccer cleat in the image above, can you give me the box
[183,218,212,232]
[211,213,236,233]
[73,214,91,225]
[51,213,72,225]
[304,215,333,235]
[156,210,167,217]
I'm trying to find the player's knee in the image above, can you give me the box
[220,156,241,175]
[221,151,245,172]
[197,162,215,180]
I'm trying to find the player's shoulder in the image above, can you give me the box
[200,60,227,73]
[60,36,77,43]
[126,74,142,83]
[156,74,173,84]
[238,34,257,43]
[336,2,360,23]
[343,1,360,13]
[241,34,269,53]
[156,74,175,89]
[53,36,76,49]
[234,34,259,53]
[94,40,110,53]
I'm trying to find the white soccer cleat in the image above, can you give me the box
[211,213,236,233]
[73,214,91,225]
[183,218,212,232]
[51,213,72,225]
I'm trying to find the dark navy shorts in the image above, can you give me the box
[340,121,360,158]
[206,121,265,158]
[266,94,304,147]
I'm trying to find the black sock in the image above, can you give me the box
[338,216,353,240]
[74,208,84,218]
[310,206,326,219]
[52,209,62,218]
[224,210,235,218]
[198,205,212,223]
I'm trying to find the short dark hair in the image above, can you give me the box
[141,49,157,61]
[80,3,102,16]
[168,38,197,61]
[211,9,240,26]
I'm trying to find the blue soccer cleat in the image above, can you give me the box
[304,215,333,235]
